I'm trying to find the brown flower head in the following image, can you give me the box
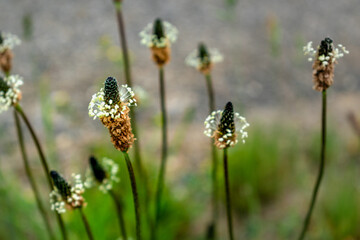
[303,37,349,91]
[89,77,137,152]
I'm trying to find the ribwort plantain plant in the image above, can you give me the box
[298,37,349,240]
[50,171,94,240]
[204,102,249,240]
[186,42,224,239]
[89,76,141,240]
[0,32,68,240]
[140,18,178,240]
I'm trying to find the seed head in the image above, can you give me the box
[303,37,349,91]
[0,31,3,45]
[218,102,235,135]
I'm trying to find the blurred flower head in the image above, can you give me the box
[85,156,120,193]
[49,171,86,214]
[88,77,136,152]
[303,37,349,91]
[139,18,178,48]
[185,43,223,75]
[140,18,178,67]
[0,75,23,114]
[0,31,21,53]
[204,102,249,149]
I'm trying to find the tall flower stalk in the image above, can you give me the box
[50,171,92,240]
[0,33,68,239]
[298,38,349,240]
[140,18,178,239]
[89,76,141,239]
[112,0,150,229]
[186,43,223,239]
[85,156,127,239]
[13,110,55,240]
[204,102,249,240]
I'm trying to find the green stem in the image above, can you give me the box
[298,90,327,240]
[14,103,68,240]
[123,152,142,240]
[79,208,95,240]
[114,3,151,228]
[205,73,219,240]
[13,110,56,240]
[152,66,168,240]
[205,74,215,112]
[109,190,128,240]
[223,148,234,240]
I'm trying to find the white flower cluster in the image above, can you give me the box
[0,75,23,114]
[185,48,223,69]
[88,84,137,120]
[49,174,85,214]
[84,158,120,193]
[139,21,178,48]
[0,32,21,52]
[204,110,249,146]
[303,41,349,66]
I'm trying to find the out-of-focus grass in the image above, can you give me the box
[0,121,359,239]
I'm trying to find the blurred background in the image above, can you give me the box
[0,0,360,239]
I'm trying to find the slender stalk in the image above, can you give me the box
[205,73,219,240]
[205,74,215,112]
[109,190,128,240]
[223,148,234,240]
[123,152,141,240]
[13,110,56,240]
[14,103,68,240]
[152,66,168,240]
[79,208,95,240]
[298,90,327,240]
[114,2,151,228]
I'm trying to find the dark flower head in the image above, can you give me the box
[50,170,71,199]
[198,43,210,63]
[218,102,235,135]
[104,77,120,105]
[153,18,165,40]
[89,155,107,183]
[0,31,3,45]
[0,76,10,93]
[318,37,333,57]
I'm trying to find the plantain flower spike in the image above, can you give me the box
[84,155,120,193]
[140,18,178,67]
[49,171,86,214]
[185,43,223,75]
[204,102,249,149]
[88,77,137,152]
[303,37,349,91]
